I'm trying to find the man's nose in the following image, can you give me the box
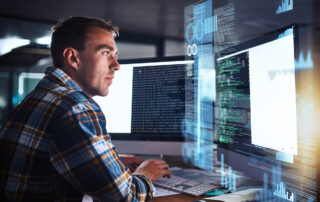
[110,56,120,71]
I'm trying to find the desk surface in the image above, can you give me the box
[152,188,263,202]
[152,193,206,202]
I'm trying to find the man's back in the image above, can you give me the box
[0,67,96,201]
[0,67,153,201]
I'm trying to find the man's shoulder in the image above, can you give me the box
[38,83,93,107]
[24,67,101,113]
[24,79,91,114]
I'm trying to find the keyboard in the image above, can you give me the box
[153,167,219,196]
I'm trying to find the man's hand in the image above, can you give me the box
[119,154,144,172]
[133,159,171,181]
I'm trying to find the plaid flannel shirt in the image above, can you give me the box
[0,67,153,202]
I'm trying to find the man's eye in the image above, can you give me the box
[102,51,109,56]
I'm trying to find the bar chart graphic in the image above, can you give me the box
[255,166,301,201]
[220,153,236,192]
[276,0,293,14]
[295,50,314,70]
[274,181,294,201]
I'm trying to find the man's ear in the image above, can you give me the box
[63,48,80,70]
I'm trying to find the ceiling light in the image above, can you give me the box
[35,35,51,45]
[0,37,30,55]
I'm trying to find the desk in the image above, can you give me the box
[152,193,206,202]
[152,188,263,202]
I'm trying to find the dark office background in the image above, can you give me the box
[1,0,320,200]
[1,0,319,126]
[0,0,199,126]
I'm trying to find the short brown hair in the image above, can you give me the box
[50,16,119,67]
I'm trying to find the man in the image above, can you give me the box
[0,16,171,201]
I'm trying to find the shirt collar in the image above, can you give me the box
[45,67,83,92]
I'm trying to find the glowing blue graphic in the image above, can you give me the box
[204,15,218,35]
[277,27,293,39]
[181,117,214,173]
[186,23,194,44]
[271,165,294,201]
[187,43,198,56]
[185,0,216,46]
[220,153,224,186]
[256,165,298,201]
[191,15,217,44]
[256,173,273,200]
[274,181,294,201]
[220,153,236,192]
[182,141,195,165]
[276,0,293,14]
[198,44,215,101]
[183,0,215,172]
[295,50,314,70]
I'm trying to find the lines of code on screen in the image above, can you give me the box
[131,64,186,135]
[215,51,251,146]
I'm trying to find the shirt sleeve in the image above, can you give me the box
[48,100,153,201]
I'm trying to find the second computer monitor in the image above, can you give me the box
[94,58,194,155]
[215,26,297,164]
[214,26,315,200]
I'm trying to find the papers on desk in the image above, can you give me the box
[205,188,262,202]
[154,186,179,197]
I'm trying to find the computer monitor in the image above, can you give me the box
[93,57,194,156]
[216,25,297,162]
[214,25,318,200]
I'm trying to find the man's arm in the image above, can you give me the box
[134,159,171,181]
[119,154,143,172]
[49,101,154,201]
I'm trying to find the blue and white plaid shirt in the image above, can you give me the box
[0,67,153,202]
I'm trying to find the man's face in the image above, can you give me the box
[76,26,120,97]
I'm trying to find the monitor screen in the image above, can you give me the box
[93,58,194,155]
[215,26,297,164]
[213,26,315,200]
